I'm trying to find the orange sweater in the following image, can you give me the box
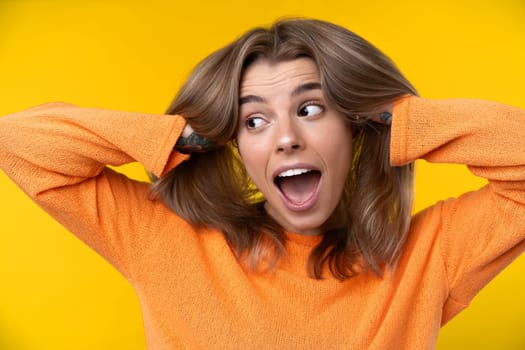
[0,96,524,349]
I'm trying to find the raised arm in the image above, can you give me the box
[0,102,188,278]
[391,96,525,322]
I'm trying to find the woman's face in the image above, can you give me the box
[237,58,353,236]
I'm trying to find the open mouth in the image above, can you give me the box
[274,168,322,209]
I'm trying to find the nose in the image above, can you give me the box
[275,117,303,153]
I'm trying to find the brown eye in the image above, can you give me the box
[298,104,323,117]
[246,116,266,129]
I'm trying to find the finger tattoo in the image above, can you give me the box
[174,132,216,154]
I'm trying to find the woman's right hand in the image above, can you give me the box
[174,123,217,154]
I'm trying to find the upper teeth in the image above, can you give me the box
[278,168,311,178]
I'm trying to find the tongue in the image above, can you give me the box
[278,171,320,204]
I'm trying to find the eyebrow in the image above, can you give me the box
[239,95,266,105]
[239,82,322,106]
[291,82,322,98]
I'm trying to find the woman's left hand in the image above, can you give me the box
[352,103,393,125]
[369,103,393,125]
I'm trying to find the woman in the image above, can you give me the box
[0,18,523,349]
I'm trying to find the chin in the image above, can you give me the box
[285,216,327,236]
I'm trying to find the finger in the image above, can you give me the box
[351,111,392,125]
[379,111,392,125]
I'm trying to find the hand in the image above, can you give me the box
[174,123,217,154]
[181,123,195,138]
[362,103,393,125]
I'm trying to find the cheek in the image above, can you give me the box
[237,139,267,184]
[323,129,353,177]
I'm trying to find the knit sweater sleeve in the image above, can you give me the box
[0,102,189,280]
[391,96,525,323]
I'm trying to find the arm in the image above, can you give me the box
[0,102,189,278]
[391,96,525,322]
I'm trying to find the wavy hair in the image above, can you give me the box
[150,18,417,280]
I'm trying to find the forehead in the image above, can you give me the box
[240,58,320,95]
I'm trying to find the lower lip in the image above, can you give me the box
[276,178,321,212]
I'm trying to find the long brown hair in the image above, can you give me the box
[150,18,417,279]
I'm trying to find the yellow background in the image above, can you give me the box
[0,0,524,349]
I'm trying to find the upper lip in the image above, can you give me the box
[271,163,321,181]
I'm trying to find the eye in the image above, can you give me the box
[298,103,324,117]
[245,116,267,129]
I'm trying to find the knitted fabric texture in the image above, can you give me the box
[1,96,524,349]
